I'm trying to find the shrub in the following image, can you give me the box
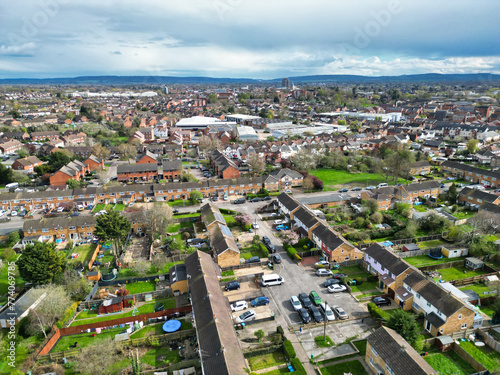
[276,325,285,336]
[291,358,306,374]
[259,244,269,257]
[285,246,297,259]
[55,302,79,329]
[283,339,296,358]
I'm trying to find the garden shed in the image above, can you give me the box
[86,270,101,281]
[436,335,454,352]
[402,243,420,252]
[98,296,135,314]
[465,257,484,270]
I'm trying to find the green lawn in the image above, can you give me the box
[338,266,365,275]
[92,203,106,213]
[414,205,427,213]
[405,255,464,267]
[52,326,125,352]
[309,169,404,190]
[248,351,287,371]
[446,349,477,374]
[130,320,193,338]
[353,340,367,356]
[435,267,487,282]
[223,214,236,225]
[67,243,97,267]
[459,341,500,371]
[161,261,184,274]
[424,353,468,375]
[168,199,195,207]
[114,203,125,211]
[258,368,290,375]
[357,291,384,299]
[0,262,24,306]
[0,331,43,372]
[350,281,379,293]
[419,239,447,248]
[320,360,368,375]
[173,213,201,219]
[125,280,156,294]
[141,346,181,367]
[315,335,334,347]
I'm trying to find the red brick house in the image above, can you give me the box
[117,163,158,182]
[137,150,157,164]
[210,150,240,179]
[30,131,61,141]
[0,139,23,155]
[12,156,43,173]
[161,160,182,181]
[50,160,88,188]
[83,155,104,172]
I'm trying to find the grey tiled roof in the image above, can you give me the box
[365,243,410,276]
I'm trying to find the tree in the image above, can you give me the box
[208,93,218,104]
[467,139,479,154]
[395,202,411,217]
[18,242,66,285]
[54,270,91,301]
[267,110,275,119]
[362,199,378,215]
[72,337,122,375]
[385,146,415,181]
[94,209,131,259]
[132,261,150,275]
[28,284,72,338]
[247,154,265,176]
[418,212,452,233]
[117,143,137,160]
[302,176,314,191]
[92,143,110,159]
[0,162,14,184]
[279,230,299,245]
[8,109,21,119]
[67,179,85,189]
[447,183,458,204]
[291,149,320,170]
[48,151,72,170]
[142,204,173,241]
[394,220,417,240]
[8,230,20,246]
[189,191,203,204]
[385,310,421,348]
[370,212,383,224]
[254,329,265,342]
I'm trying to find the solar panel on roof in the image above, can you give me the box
[220,225,233,237]
[214,212,224,223]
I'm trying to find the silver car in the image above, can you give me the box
[333,306,348,320]
[290,295,302,311]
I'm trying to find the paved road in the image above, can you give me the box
[0,217,23,236]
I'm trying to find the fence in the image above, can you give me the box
[220,260,268,272]
[417,260,465,272]
[358,233,448,250]
[480,329,500,354]
[37,306,193,356]
[451,342,488,374]
[88,244,101,271]
[397,248,433,258]
[450,271,499,287]
[174,216,201,223]
[79,288,172,310]
[99,273,170,287]
[296,249,322,258]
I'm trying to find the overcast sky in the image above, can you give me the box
[0,0,498,79]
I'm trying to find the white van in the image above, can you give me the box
[377,183,388,188]
[261,273,285,287]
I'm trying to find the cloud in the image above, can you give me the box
[109,51,121,55]
[0,42,36,56]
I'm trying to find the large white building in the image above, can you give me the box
[175,116,236,130]
[235,126,259,141]
[320,111,403,122]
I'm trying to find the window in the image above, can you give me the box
[370,346,378,357]
[158,190,163,194]
[42,229,48,233]
[459,314,462,320]
[369,357,375,367]
[69,226,76,230]
[440,329,444,334]
[461,323,467,329]
[386,365,394,375]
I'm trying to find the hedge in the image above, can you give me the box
[367,302,390,321]
[259,244,269,257]
[243,344,283,358]
[285,245,297,259]
[219,208,237,215]
[283,339,296,359]
[56,302,79,329]
[291,358,306,374]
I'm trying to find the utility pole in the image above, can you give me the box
[323,302,328,341]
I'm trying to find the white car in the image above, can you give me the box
[57,207,64,213]
[268,213,278,217]
[316,269,333,277]
[328,284,347,293]
[235,310,256,323]
[314,260,330,269]
[290,295,302,311]
[319,302,335,321]
[77,204,84,211]
[285,190,292,194]
[273,219,285,225]
[129,202,135,206]
[333,306,348,320]
[10,211,17,216]
[252,223,259,229]
[230,300,248,312]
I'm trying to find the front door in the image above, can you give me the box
[425,320,431,332]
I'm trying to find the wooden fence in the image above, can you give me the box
[220,260,269,272]
[79,288,172,310]
[358,233,447,249]
[88,244,101,271]
[296,249,322,258]
[449,271,499,287]
[451,342,487,373]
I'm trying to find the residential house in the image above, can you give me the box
[49,160,88,188]
[137,150,157,164]
[0,139,23,155]
[442,161,500,188]
[269,168,304,189]
[161,160,182,181]
[65,146,93,159]
[30,131,60,141]
[23,215,97,242]
[409,161,432,176]
[210,150,240,179]
[399,180,441,201]
[366,327,437,375]
[0,288,47,329]
[458,187,500,208]
[12,156,43,173]
[83,155,104,172]
[116,164,158,182]
[312,223,362,263]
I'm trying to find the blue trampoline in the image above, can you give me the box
[162,319,181,333]
[381,241,393,247]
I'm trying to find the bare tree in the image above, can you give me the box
[118,143,137,160]
[246,153,265,176]
[302,176,314,191]
[291,148,319,170]
[91,143,110,159]
[72,338,122,375]
[143,203,173,241]
[28,285,72,338]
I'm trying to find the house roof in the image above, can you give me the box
[162,160,182,171]
[367,327,437,375]
[23,216,97,231]
[403,272,470,317]
[402,180,440,193]
[209,223,239,256]
[293,207,319,229]
[117,163,158,173]
[0,288,47,321]
[169,263,187,284]
[426,312,446,328]
[277,192,300,212]
[459,187,499,203]
[200,203,225,227]
[365,243,410,276]
[13,155,42,167]
[185,251,247,375]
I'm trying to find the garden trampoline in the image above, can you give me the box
[428,248,443,259]
[162,320,181,333]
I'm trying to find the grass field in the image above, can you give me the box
[124,280,156,294]
[141,347,181,367]
[315,335,334,347]
[424,353,468,375]
[459,283,495,298]
[459,341,500,372]
[419,239,448,248]
[52,326,125,352]
[130,320,193,338]
[0,262,24,306]
[404,255,464,267]
[435,267,487,282]
[320,360,368,375]
[248,350,287,371]
[349,280,379,293]
[353,340,367,356]
[114,203,125,211]
[67,243,97,267]
[92,203,106,213]
[310,169,404,190]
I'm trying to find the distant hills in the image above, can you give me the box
[0,73,499,85]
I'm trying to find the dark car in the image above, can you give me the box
[308,305,324,323]
[246,256,260,263]
[250,296,270,307]
[70,212,81,217]
[262,196,272,201]
[234,198,246,204]
[262,236,271,245]
[373,297,391,306]
[351,187,362,191]
[298,292,313,309]
[211,196,218,202]
[267,244,276,253]
[298,308,311,324]
[250,197,261,202]
[332,273,348,279]
[173,209,179,213]
[339,188,349,193]
[224,281,240,291]
[272,254,282,264]
[323,279,341,287]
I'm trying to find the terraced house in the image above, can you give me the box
[210,150,240,179]
[312,223,362,263]
[49,160,89,188]
[23,216,97,243]
[458,187,500,208]
[116,163,159,182]
[442,161,500,187]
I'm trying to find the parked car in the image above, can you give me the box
[316,269,333,277]
[252,223,259,229]
[224,281,240,291]
[262,236,271,245]
[314,260,330,269]
[230,300,248,312]
[268,212,278,217]
[246,256,260,264]
[298,308,311,324]
[333,306,348,320]
[351,187,362,191]
[308,305,324,323]
[298,292,312,308]
[309,291,322,306]
[173,209,179,213]
[87,205,93,210]
[446,177,455,181]
[10,211,17,216]
[275,224,289,231]
[267,244,276,253]
[77,204,84,211]
[250,197,261,202]
[319,302,335,321]
[366,186,376,190]
[328,284,347,293]
[250,296,270,307]
[271,254,282,264]
[70,212,81,217]
[332,273,348,279]
[440,183,446,188]
[284,190,292,194]
[339,188,348,193]
[233,198,246,204]
[373,297,391,306]
[323,279,341,287]
[273,219,285,225]
[290,295,302,311]
[235,310,256,323]
[262,196,272,201]
[57,207,65,213]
